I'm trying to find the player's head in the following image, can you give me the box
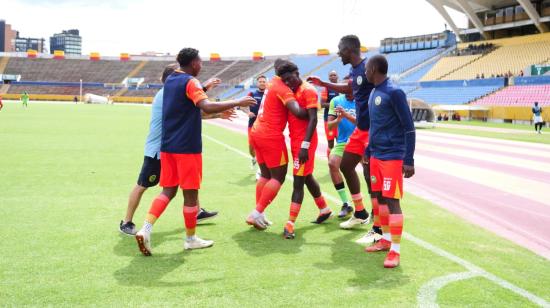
[535,101,539,106]
[256,75,267,91]
[365,54,388,84]
[338,35,361,65]
[176,48,201,77]
[275,59,301,91]
[160,63,178,84]
[328,70,338,83]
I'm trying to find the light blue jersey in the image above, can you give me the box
[143,88,163,159]
[328,94,356,144]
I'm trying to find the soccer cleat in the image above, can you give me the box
[251,157,257,170]
[119,220,136,236]
[384,250,400,268]
[260,214,273,226]
[312,209,332,224]
[355,229,383,245]
[197,208,218,222]
[255,169,261,180]
[246,214,267,231]
[339,216,368,229]
[337,203,353,219]
[365,238,391,253]
[184,237,214,250]
[135,231,152,256]
[283,222,295,239]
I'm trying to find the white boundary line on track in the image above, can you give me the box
[202,132,550,308]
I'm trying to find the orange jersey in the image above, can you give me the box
[251,76,296,138]
[288,81,319,141]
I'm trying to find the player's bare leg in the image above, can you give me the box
[339,152,369,228]
[120,185,147,235]
[328,154,351,218]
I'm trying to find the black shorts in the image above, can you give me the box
[137,156,161,188]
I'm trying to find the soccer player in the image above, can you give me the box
[246,75,267,173]
[119,64,222,236]
[327,91,357,222]
[245,59,308,230]
[135,48,256,255]
[308,35,378,240]
[532,102,543,134]
[278,60,331,239]
[321,71,340,156]
[21,91,29,108]
[363,55,415,268]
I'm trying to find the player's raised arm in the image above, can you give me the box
[390,89,416,178]
[307,76,351,94]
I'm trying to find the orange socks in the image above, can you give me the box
[351,193,365,212]
[379,204,390,242]
[183,205,199,237]
[256,177,269,203]
[289,202,301,222]
[256,179,282,213]
[389,214,403,253]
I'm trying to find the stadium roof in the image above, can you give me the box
[426,0,549,39]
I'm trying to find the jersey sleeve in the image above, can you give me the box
[275,83,296,105]
[328,97,337,116]
[304,88,319,109]
[390,89,416,166]
[186,78,208,105]
[320,87,328,101]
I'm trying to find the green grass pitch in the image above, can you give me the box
[1,103,549,306]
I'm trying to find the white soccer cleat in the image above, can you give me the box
[260,213,273,226]
[355,229,383,245]
[135,231,152,256]
[255,169,261,180]
[339,216,369,229]
[184,237,214,250]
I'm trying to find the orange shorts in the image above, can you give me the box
[369,157,403,199]
[250,134,288,169]
[159,152,202,190]
[290,138,317,176]
[344,128,369,156]
[324,121,337,141]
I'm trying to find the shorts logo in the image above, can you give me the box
[375,96,382,106]
[293,158,300,170]
[356,76,363,86]
[383,178,392,191]
[149,175,157,183]
[370,175,377,184]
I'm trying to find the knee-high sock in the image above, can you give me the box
[145,194,170,224]
[256,179,282,213]
[183,205,199,237]
[379,204,390,241]
[335,182,349,204]
[289,202,301,223]
[351,193,365,212]
[371,198,380,228]
[389,214,404,253]
[314,196,328,211]
[256,177,269,203]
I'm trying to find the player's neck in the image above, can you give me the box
[350,55,362,67]
[373,75,388,87]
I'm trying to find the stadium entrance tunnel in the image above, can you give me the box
[410,98,435,123]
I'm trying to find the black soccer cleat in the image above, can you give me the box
[337,203,353,219]
[197,208,218,222]
[312,210,332,224]
[119,220,136,236]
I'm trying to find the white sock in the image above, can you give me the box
[383,232,391,242]
[251,209,261,219]
[186,235,197,241]
[320,207,331,214]
[142,221,153,234]
[391,243,401,254]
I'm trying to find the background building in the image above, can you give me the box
[14,35,46,52]
[50,29,82,55]
[0,20,17,52]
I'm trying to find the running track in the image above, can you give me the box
[209,115,550,260]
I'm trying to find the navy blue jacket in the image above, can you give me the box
[367,78,415,166]
[349,58,375,131]
[247,89,264,128]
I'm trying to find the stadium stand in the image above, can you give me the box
[407,79,504,105]
[471,85,550,106]
[385,48,443,75]
[421,54,482,81]
[399,61,436,82]
[289,54,333,76]
[443,33,550,80]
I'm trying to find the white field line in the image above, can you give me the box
[202,131,550,308]
[417,271,480,308]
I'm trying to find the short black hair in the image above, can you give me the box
[275,59,298,77]
[256,75,267,81]
[340,35,361,52]
[176,48,199,67]
[370,55,388,75]
[161,63,178,83]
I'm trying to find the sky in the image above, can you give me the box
[3,0,468,57]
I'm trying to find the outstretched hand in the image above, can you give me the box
[237,96,257,107]
[306,76,323,86]
[203,78,222,91]
[220,108,237,121]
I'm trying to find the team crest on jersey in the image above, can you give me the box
[370,175,377,184]
[356,76,363,85]
[149,175,157,183]
[375,96,382,106]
